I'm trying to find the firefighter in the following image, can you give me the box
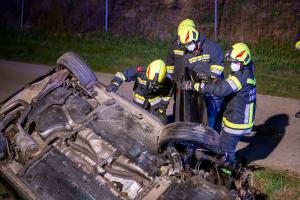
[177,25,225,131]
[165,19,196,123]
[166,18,196,79]
[106,59,173,124]
[189,43,256,168]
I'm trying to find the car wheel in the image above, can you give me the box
[159,122,222,154]
[57,52,98,92]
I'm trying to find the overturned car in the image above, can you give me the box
[0,52,254,200]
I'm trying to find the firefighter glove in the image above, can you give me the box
[158,108,167,125]
[106,83,119,92]
[106,76,123,92]
[159,99,169,111]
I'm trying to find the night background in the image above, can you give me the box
[0,0,300,98]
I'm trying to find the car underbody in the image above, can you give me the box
[0,52,254,200]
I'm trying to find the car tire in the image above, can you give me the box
[57,52,98,90]
[158,122,222,154]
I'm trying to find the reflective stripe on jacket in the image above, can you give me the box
[203,62,256,135]
[118,66,173,110]
[166,39,185,81]
[183,35,225,78]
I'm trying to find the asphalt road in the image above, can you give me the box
[1,59,300,174]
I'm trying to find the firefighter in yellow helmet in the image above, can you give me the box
[177,18,196,35]
[174,24,225,132]
[187,43,256,170]
[165,18,196,79]
[106,59,173,124]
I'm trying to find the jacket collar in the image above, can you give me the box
[194,34,206,55]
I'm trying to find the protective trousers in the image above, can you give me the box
[220,129,241,165]
[205,94,223,132]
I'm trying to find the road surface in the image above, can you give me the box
[0,59,300,174]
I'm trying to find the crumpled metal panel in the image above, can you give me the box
[91,100,157,154]
[17,147,119,200]
[158,176,233,200]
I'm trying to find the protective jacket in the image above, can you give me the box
[116,66,173,114]
[166,35,225,81]
[202,62,256,135]
[183,35,224,78]
[166,38,184,80]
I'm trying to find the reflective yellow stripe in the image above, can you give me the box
[247,78,256,85]
[162,96,172,101]
[228,76,242,91]
[248,103,254,124]
[194,83,200,92]
[133,92,145,100]
[166,65,174,70]
[148,96,161,106]
[210,65,224,71]
[133,93,162,106]
[166,65,174,74]
[189,54,210,63]
[211,65,224,75]
[133,93,145,105]
[173,50,184,55]
[137,77,147,85]
[148,96,161,102]
[223,102,254,130]
[223,117,254,129]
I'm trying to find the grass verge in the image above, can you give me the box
[254,168,300,200]
[0,29,300,98]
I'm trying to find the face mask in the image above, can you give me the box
[230,62,241,72]
[185,42,196,52]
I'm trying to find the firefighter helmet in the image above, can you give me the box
[295,41,300,50]
[226,43,252,65]
[177,18,195,35]
[146,59,167,83]
[178,25,199,45]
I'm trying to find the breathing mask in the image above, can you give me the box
[185,41,197,52]
[230,61,243,72]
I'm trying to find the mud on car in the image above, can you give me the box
[0,52,254,200]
